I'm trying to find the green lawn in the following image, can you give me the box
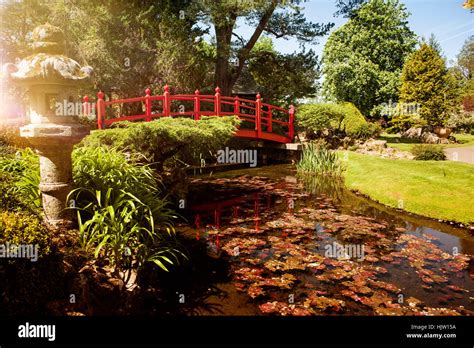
[340,151,474,224]
[379,133,474,152]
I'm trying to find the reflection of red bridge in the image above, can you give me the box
[191,192,269,232]
[84,86,295,143]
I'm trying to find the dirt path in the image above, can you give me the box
[445,146,474,165]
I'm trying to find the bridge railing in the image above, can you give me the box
[83,85,295,142]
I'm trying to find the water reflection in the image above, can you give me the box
[180,165,473,315]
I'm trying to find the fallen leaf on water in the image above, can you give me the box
[447,285,468,293]
[247,284,265,298]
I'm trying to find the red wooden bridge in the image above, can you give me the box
[84,85,295,143]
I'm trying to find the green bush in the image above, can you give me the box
[296,102,375,140]
[0,148,41,211]
[80,116,240,168]
[296,103,345,138]
[351,122,382,139]
[386,113,427,134]
[447,112,474,133]
[0,211,65,316]
[70,146,185,275]
[339,103,368,138]
[411,144,446,161]
[0,211,52,257]
[297,143,345,176]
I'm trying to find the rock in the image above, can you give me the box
[402,127,423,139]
[355,138,414,160]
[107,278,125,292]
[438,138,449,144]
[420,132,440,144]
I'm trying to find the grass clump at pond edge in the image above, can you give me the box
[340,151,474,225]
[297,143,345,177]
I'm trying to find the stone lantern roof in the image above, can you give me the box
[9,23,92,84]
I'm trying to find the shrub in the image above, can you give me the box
[0,211,65,316]
[297,143,345,176]
[296,102,374,140]
[296,103,345,138]
[339,103,368,138]
[70,146,185,275]
[0,148,41,210]
[80,116,240,168]
[351,122,382,139]
[447,111,474,133]
[0,211,52,257]
[386,113,427,134]
[411,144,446,161]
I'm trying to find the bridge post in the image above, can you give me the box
[163,85,170,116]
[214,86,221,116]
[145,88,152,122]
[194,89,200,120]
[256,93,262,137]
[97,91,105,129]
[233,96,239,115]
[267,106,273,133]
[82,95,90,117]
[289,104,295,141]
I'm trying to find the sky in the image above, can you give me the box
[234,0,473,65]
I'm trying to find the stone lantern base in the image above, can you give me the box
[20,122,89,227]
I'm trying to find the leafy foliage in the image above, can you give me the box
[400,43,461,127]
[411,144,446,161]
[0,211,52,257]
[80,116,240,169]
[296,102,379,140]
[0,148,41,209]
[70,146,185,274]
[248,38,321,104]
[297,143,345,176]
[323,0,416,118]
[193,0,333,96]
[386,113,427,134]
[296,103,345,138]
[447,111,474,133]
[1,0,212,97]
[340,103,368,137]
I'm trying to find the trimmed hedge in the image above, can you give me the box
[296,103,345,138]
[296,102,379,140]
[80,116,240,168]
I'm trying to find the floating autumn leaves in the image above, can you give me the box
[190,175,474,316]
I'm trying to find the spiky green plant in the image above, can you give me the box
[297,143,345,177]
[69,146,186,275]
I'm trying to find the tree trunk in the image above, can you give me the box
[214,19,235,96]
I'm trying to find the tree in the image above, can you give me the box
[0,0,213,98]
[193,0,334,97]
[454,35,474,105]
[247,37,321,104]
[400,43,461,127]
[322,0,416,118]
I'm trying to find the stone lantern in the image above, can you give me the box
[5,23,92,227]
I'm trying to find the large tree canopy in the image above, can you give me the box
[0,0,212,97]
[0,0,366,103]
[322,0,416,118]
[247,37,320,105]
[193,0,334,97]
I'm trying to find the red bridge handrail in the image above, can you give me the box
[84,85,295,143]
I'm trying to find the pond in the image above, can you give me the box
[166,164,473,316]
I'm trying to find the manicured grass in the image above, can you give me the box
[379,133,474,152]
[340,151,474,224]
